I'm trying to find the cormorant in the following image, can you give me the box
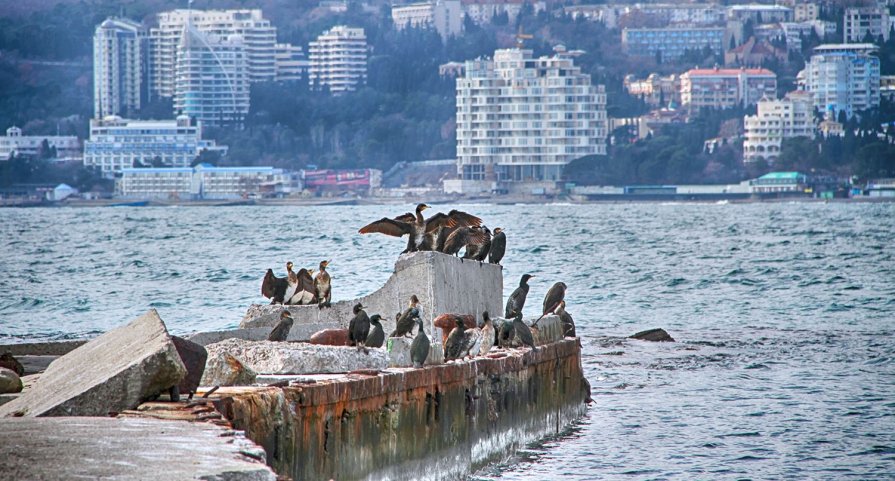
[348,303,370,347]
[505,274,534,318]
[479,311,495,356]
[535,282,567,324]
[461,324,483,358]
[267,311,294,342]
[498,318,515,348]
[444,317,467,361]
[410,317,430,368]
[488,228,506,265]
[462,226,492,261]
[286,267,316,305]
[390,295,420,338]
[314,260,332,308]
[512,310,536,350]
[441,226,488,256]
[358,203,482,253]
[365,314,385,348]
[261,265,289,304]
[556,300,576,337]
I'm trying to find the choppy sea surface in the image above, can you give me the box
[1,203,894,479]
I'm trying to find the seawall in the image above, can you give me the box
[211,339,587,481]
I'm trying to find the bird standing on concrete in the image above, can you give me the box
[461,324,483,359]
[261,264,290,304]
[365,314,385,348]
[410,317,430,368]
[556,300,576,337]
[442,226,489,257]
[462,226,492,261]
[505,274,534,318]
[498,317,515,348]
[479,311,495,356]
[535,282,567,325]
[267,311,294,341]
[512,310,536,351]
[358,203,482,253]
[286,266,317,305]
[488,228,506,265]
[348,303,370,347]
[390,295,420,338]
[314,260,332,308]
[443,316,467,361]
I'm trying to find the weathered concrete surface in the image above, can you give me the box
[171,335,208,394]
[387,336,444,367]
[15,355,57,375]
[213,339,587,481]
[205,338,388,375]
[0,417,276,480]
[239,252,503,344]
[188,327,276,346]
[0,340,87,356]
[0,367,22,394]
[201,352,258,387]
[0,309,186,417]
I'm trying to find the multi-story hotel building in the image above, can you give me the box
[680,67,777,110]
[83,116,226,175]
[460,0,546,24]
[149,9,277,98]
[94,18,146,119]
[843,4,890,43]
[392,1,463,40]
[0,127,81,161]
[455,48,607,183]
[726,4,793,24]
[622,27,725,60]
[743,91,815,164]
[799,46,881,118]
[308,26,368,93]
[173,27,250,126]
[274,43,307,82]
[623,73,681,107]
[116,164,296,199]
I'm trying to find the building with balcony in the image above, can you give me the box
[83,116,226,175]
[681,67,777,110]
[455,48,607,184]
[743,91,815,164]
[93,18,146,119]
[116,164,298,199]
[727,4,793,24]
[844,4,890,43]
[623,73,681,107]
[798,46,880,118]
[274,43,307,82]
[0,127,81,162]
[392,1,463,40]
[622,27,725,60]
[795,2,819,22]
[308,26,368,93]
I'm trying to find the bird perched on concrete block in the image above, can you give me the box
[365,314,385,348]
[505,274,534,318]
[556,300,576,337]
[268,311,294,342]
[512,310,536,351]
[488,228,506,265]
[261,264,290,304]
[443,316,467,361]
[314,260,332,309]
[535,281,567,325]
[462,226,492,261]
[479,311,495,356]
[359,203,482,254]
[410,317,430,368]
[286,264,316,305]
[498,317,515,348]
[348,303,370,347]
[461,324,483,359]
[390,295,420,338]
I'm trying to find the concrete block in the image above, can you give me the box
[205,338,388,375]
[16,355,57,375]
[0,309,186,417]
[0,340,87,356]
[0,417,276,480]
[171,336,207,394]
[387,337,444,368]
[200,352,257,387]
[0,368,22,394]
[240,251,503,343]
[532,315,563,346]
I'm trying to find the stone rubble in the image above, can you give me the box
[204,338,388,375]
[200,352,258,387]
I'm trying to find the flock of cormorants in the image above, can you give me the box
[259,203,576,363]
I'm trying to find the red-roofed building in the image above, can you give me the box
[681,66,777,110]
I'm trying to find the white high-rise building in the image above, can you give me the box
[173,27,250,126]
[680,67,778,110]
[309,26,368,93]
[93,18,146,118]
[392,1,463,40]
[799,46,881,118]
[743,91,815,164]
[0,126,81,162]
[149,9,277,99]
[274,43,307,82]
[455,48,607,183]
[844,4,890,43]
[83,116,226,174]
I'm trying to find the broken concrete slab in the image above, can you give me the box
[630,328,676,342]
[0,417,276,480]
[16,355,57,375]
[0,368,22,394]
[205,338,388,375]
[200,352,258,387]
[0,309,186,417]
[387,336,444,368]
[0,340,87,356]
[171,336,207,395]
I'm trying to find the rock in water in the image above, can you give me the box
[630,328,676,342]
[170,336,207,395]
[0,309,186,417]
[0,353,24,376]
[200,353,257,387]
[0,368,23,394]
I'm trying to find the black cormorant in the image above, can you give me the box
[410,317,430,368]
[535,281,567,324]
[444,316,467,361]
[556,300,576,337]
[498,318,515,347]
[366,314,385,348]
[488,228,506,265]
[442,226,488,256]
[390,295,420,337]
[286,266,316,305]
[505,274,534,318]
[462,226,492,261]
[314,260,332,308]
[261,262,291,304]
[267,311,294,341]
[348,303,370,347]
[512,310,536,350]
[359,204,482,253]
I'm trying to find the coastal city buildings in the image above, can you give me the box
[843,4,890,43]
[274,43,307,82]
[83,116,226,175]
[116,164,297,199]
[724,37,786,67]
[743,91,815,164]
[623,73,681,107]
[93,18,146,119]
[799,45,881,118]
[172,27,250,126]
[454,47,607,186]
[622,27,725,60]
[308,26,368,93]
[0,127,81,162]
[794,2,819,22]
[149,9,278,99]
[391,1,463,40]
[460,0,546,24]
[680,67,777,110]
[726,4,793,24]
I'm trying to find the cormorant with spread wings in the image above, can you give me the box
[358,203,482,253]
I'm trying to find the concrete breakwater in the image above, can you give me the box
[213,339,587,481]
